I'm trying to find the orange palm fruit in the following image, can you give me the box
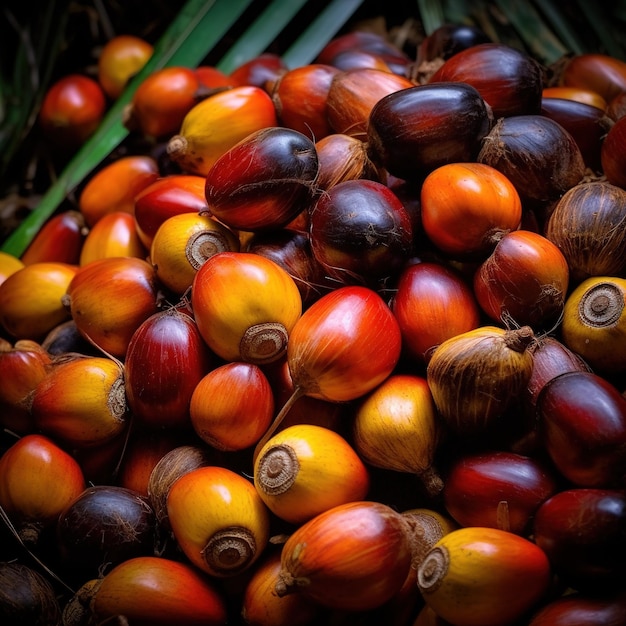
[89,556,228,625]
[0,251,24,286]
[0,338,51,434]
[79,210,148,265]
[31,355,128,449]
[353,373,443,497]
[64,256,160,357]
[241,548,321,626]
[167,466,271,577]
[254,424,370,524]
[189,361,274,451]
[275,500,414,611]
[166,85,278,176]
[20,210,87,266]
[39,74,106,148]
[195,65,234,90]
[191,252,302,364]
[78,155,159,227]
[133,174,208,248]
[417,527,551,626]
[124,66,206,138]
[0,433,85,544]
[0,261,77,340]
[150,211,239,295]
[98,34,154,100]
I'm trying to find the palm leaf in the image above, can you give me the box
[576,0,626,60]
[216,0,310,73]
[493,0,568,64]
[282,0,366,68]
[417,0,446,35]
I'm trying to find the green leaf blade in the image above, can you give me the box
[281,0,366,69]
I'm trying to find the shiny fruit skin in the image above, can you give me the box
[195,65,234,90]
[473,230,570,329]
[314,132,382,190]
[367,82,493,180]
[326,67,414,141]
[527,590,626,626]
[245,228,333,308]
[124,308,213,429]
[150,211,240,295]
[477,115,586,207]
[308,178,413,286]
[31,356,127,448]
[275,500,413,611]
[91,556,228,626]
[126,66,204,138]
[352,374,441,495]
[417,527,551,626]
[166,465,270,577]
[65,256,160,358]
[254,424,370,524]
[205,126,319,232]
[0,261,77,340]
[287,285,402,402]
[536,370,626,487]
[118,430,185,497]
[542,86,608,110]
[166,86,278,176]
[562,53,626,103]
[133,174,209,248]
[56,485,157,578]
[79,210,148,265]
[0,251,24,286]
[78,155,159,227]
[329,49,394,72]
[190,362,274,451]
[533,488,626,592]
[272,63,340,139]
[97,34,154,100]
[146,444,218,532]
[524,335,590,413]
[429,42,543,118]
[20,210,87,266]
[0,434,85,543]
[241,548,321,626]
[0,339,51,433]
[442,451,559,535]
[540,96,612,171]
[229,52,287,89]
[601,114,626,189]
[318,31,410,70]
[561,276,626,374]
[420,162,522,259]
[190,252,302,364]
[391,262,481,363]
[39,74,106,148]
